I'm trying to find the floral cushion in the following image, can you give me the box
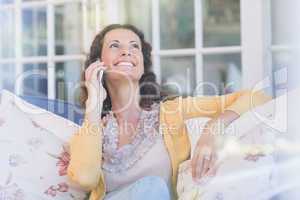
[177,97,282,200]
[0,90,88,200]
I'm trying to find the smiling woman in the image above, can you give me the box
[67,23,272,200]
[101,29,144,81]
[80,24,162,117]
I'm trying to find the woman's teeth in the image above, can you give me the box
[116,62,134,67]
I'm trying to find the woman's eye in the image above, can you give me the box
[109,43,119,48]
[132,43,140,49]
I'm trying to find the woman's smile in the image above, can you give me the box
[101,28,144,81]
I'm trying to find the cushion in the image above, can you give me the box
[177,94,286,200]
[1,90,80,142]
[19,95,84,125]
[0,90,88,199]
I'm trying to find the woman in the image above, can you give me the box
[67,24,271,200]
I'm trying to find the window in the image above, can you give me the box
[0,0,280,104]
[270,0,291,97]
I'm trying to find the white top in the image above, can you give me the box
[103,133,172,193]
[101,103,172,194]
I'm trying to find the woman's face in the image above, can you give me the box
[101,28,144,82]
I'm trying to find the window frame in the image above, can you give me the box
[0,0,291,101]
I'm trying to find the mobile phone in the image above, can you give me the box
[94,58,105,86]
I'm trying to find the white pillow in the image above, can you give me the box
[1,90,79,141]
[177,95,285,200]
[0,90,88,200]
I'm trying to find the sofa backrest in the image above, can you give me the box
[20,95,84,125]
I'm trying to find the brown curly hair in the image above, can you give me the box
[80,24,169,118]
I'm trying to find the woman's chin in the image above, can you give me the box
[107,73,141,84]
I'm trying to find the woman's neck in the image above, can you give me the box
[107,80,142,121]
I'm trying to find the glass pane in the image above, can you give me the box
[121,0,152,42]
[202,54,241,95]
[55,61,82,104]
[96,0,152,42]
[96,0,112,29]
[0,0,13,4]
[271,0,291,45]
[272,52,292,70]
[23,63,48,97]
[84,1,97,52]
[22,7,47,57]
[0,9,15,58]
[203,0,241,47]
[160,0,195,49]
[272,52,290,97]
[0,64,15,92]
[161,56,195,96]
[55,3,82,55]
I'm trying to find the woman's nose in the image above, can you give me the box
[120,47,132,57]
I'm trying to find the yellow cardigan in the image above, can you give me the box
[67,90,272,200]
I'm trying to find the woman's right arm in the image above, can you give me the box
[67,60,107,191]
[67,115,103,190]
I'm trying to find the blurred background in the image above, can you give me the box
[0,0,293,105]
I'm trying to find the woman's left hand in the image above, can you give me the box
[191,123,218,182]
[191,111,240,182]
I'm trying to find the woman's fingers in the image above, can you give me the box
[192,146,215,180]
[206,153,218,177]
[85,61,105,81]
[84,61,108,102]
[191,150,200,179]
[88,63,105,81]
[195,154,203,180]
[85,61,99,80]
[91,65,107,82]
[192,130,218,182]
[199,148,212,178]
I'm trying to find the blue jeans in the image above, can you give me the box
[104,176,171,200]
